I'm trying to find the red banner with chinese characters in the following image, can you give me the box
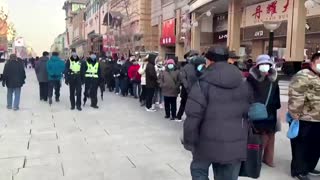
[160,19,176,46]
[103,34,118,53]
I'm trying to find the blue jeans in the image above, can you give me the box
[7,88,21,110]
[191,160,241,180]
[153,88,163,104]
[132,82,141,98]
[115,78,120,93]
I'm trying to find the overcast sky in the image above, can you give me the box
[8,0,66,56]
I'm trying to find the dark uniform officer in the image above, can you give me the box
[83,53,101,109]
[65,52,84,111]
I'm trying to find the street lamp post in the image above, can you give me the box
[263,21,281,57]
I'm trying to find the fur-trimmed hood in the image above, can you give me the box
[249,66,278,82]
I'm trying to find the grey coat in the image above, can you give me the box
[180,63,197,94]
[159,69,180,97]
[183,62,252,164]
[35,56,49,82]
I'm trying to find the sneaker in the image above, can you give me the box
[175,119,183,122]
[55,98,60,102]
[145,108,156,112]
[159,104,164,109]
[164,115,170,119]
[116,93,119,95]
[77,107,82,111]
[13,108,19,111]
[295,175,310,180]
[7,106,12,110]
[155,102,160,105]
[170,117,175,121]
[309,170,320,176]
[71,107,75,110]
[151,104,156,109]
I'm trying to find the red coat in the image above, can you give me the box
[128,64,141,81]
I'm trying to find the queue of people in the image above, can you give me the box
[1,46,319,180]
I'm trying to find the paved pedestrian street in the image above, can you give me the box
[0,70,318,180]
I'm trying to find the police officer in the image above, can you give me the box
[65,51,84,111]
[83,52,101,109]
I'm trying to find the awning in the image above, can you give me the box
[189,0,215,13]
[103,11,124,26]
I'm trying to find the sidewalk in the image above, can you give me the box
[0,70,318,180]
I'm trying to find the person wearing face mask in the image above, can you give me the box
[288,53,320,180]
[159,59,180,120]
[128,58,141,99]
[247,54,281,168]
[83,52,101,108]
[65,50,85,111]
[113,59,123,95]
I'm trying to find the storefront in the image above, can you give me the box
[160,18,176,59]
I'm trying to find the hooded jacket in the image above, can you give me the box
[184,62,252,164]
[64,56,85,83]
[47,56,65,81]
[180,57,205,94]
[247,66,281,132]
[145,57,158,88]
[35,56,49,82]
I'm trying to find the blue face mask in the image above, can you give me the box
[90,54,97,60]
[167,64,174,70]
[197,64,204,72]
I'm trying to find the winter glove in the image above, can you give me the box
[65,80,69,86]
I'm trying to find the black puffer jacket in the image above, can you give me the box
[145,56,157,88]
[3,59,26,88]
[184,62,252,164]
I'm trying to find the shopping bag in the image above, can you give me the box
[239,128,263,179]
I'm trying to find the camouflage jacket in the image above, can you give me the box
[288,69,320,122]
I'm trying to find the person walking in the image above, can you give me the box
[159,59,180,120]
[113,59,122,95]
[183,47,252,180]
[35,51,49,101]
[145,53,158,112]
[247,54,281,168]
[47,52,65,105]
[2,54,26,110]
[128,57,141,99]
[288,52,320,180]
[138,57,148,106]
[65,51,84,111]
[99,56,108,100]
[83,53,101,109]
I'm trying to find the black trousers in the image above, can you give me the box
[48,80,61,100]
[69,79,82,108]
[39,82,48,101]
[140,85,146,102]
[145,87,155,109]
[120,77,129,96]
[177,95,187,119]
[164,96,177,118]
[84,78,99,106]
[290,120,320,176]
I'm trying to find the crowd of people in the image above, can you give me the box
[1,46,319,180]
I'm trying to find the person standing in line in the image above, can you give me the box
[288,53,320,180]
[99,56,108,99]
[177,51,203,120]
[35,51,49,101]
[138,57,148,106]
[154,57,165,109]
[65,51,84,111]
[113,59,122,95]
[2,54,26,110]
[145,53,158,112]
[159,59,180,120]
[47,52,65,105]
[128,57,141,99]
[105,57,115,92]
[183,47,252,180]
[83,52,101,109]
[247,54,281,167]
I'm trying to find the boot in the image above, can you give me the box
[262,133,275,167]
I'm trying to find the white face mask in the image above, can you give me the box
[259,64,270,73]
[316,64,320,73]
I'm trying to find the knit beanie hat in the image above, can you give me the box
[256,54,274,66]
[166,59,175,65]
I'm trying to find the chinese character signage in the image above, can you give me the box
[161,19,176,46]
[244,0,291,27]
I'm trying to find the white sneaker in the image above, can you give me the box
[152,104,156,109]
[116,93,119,95]
[175,119,183,122]
[145,107,156,112]
[159,103,164,109]
[155,102,160,105]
